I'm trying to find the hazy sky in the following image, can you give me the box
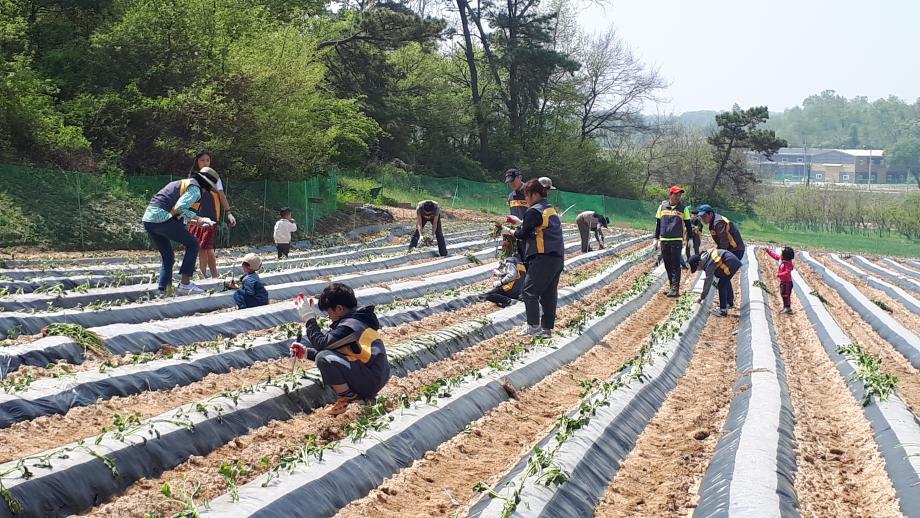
[576,0,920,113]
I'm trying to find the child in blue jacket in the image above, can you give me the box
[231,253,269,309]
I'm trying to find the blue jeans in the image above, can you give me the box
[144,219,200,290]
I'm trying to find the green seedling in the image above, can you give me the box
[872,299,893,313]
[43,323,109,358]
[753,280,773,295]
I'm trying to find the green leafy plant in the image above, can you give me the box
[753,279,773,295]
[872,299,893,313]
[809,289,832,306]
[219,460,253,503]
[0,371,35,393]
[43,323,109,357]
[160,477,205,517]
[837,342,898,406]
[464,252,483,265]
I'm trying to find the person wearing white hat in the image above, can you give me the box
[142,167,221,295]
[538,176,558,190]
[231,252,268,309]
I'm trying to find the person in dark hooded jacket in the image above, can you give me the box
[290,283,391,415]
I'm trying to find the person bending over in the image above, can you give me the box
[483,256,526,308]
[408,200,448,257]
[575,211,609,253]
[290,283,391,415]
[689,249,742,317]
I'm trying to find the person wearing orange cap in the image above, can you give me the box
[654,185,692,297]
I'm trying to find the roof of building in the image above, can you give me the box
[755,147,885,157]
[837,149,884,156]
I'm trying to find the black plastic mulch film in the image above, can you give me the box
[0,239,648,518]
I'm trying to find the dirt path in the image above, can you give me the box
[593,276,739,517]
[0,301,494,463]
[82,259,659,517]
[815,255,920,337]
[335,273,694,518]
[763,252,903,517]
[798,262,920,415]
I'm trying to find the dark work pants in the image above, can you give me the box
[780,280,793,309]
[315,350,389,399]
[484,286,518,307]
[409,219,448,256]
[716,270,735,310]
[276,243,291,259]
[577,219,592,253]
[522,254,564,329]
[144,219,200,291]
[690,234,701,256]
[661,240,683,289]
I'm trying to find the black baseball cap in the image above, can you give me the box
[503,169,521,182]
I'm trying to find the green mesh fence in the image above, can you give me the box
[0,164,338,250]
[345,171,753,237]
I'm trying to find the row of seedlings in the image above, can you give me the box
[694,248,799,516]
[792,268,920,516]
[0,228,501,313]
[467,273,711,517]
[0,221,417,272]
[0,232,623,376]
[0,246,654,517]
[799,252,920,369]
[195,268,670,517]
[0,240,647,427]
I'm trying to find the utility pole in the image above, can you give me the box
[803,137,810,186]
[867,149,872,191]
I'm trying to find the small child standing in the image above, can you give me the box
[231,253,269,309]
[765,246,795,314]
[483,256,526,307]
[273,207,298,259]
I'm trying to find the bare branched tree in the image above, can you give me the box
[575,27,666,143]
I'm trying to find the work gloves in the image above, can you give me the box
[227,213,237,228]
[294,293,324,322]
[505,215,522,226]
[290,342,317,361]
[197,217,216,227]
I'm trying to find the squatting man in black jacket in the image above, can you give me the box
[290,283,391,415]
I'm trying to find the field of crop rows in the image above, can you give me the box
[0,221,917,518]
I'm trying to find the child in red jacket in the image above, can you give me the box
[765,246,795,314]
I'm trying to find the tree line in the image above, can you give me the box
[0,0,679,198]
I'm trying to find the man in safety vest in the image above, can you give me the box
[697,204,746,261]
[504,168,528,260]
[689,249,742,317]
[290,283,391,415]
[654,185,693,297]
